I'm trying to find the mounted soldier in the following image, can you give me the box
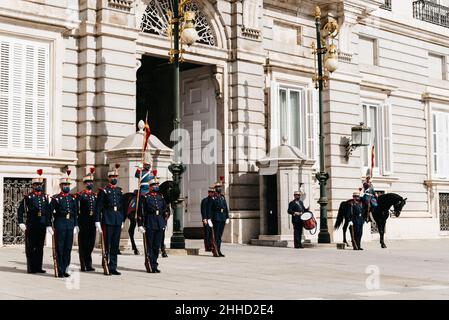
[18,169,51,274]
[361,169,378,221]
[126,152,155,255]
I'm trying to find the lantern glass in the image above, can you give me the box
[361,128,371,146]
[351,128,362,146]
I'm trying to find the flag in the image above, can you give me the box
[370,144,375,178]
[143,118,151,151]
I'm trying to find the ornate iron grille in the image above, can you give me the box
[2,178,33,245]
[439,193,449,231]
[413,0,449,28]
[141,0,216,46]
[381,0,392,11]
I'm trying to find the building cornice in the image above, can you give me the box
[0,156,77,167]
[0,7,79,34]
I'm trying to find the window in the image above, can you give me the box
[0,36,49,155]
[433,112,449,178]
[271,85,307,152]
[359,37,377,66]
[361,102,393,175]
[428,53,446,80]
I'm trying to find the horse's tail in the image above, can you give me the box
[334,201,346,230]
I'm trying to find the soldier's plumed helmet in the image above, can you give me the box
[59,177,72,185]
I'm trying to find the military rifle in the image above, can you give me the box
[51,228,58,277]
[99,229,110,275]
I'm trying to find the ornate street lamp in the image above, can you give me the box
[167,0,199,249]
[345,123,372,160]
[311,6,339,244]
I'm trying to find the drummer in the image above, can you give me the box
[287,190,306,249]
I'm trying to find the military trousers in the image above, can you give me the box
[145,228,163,270]
[212,221,225,252]
[78,224,96,270]
[353,222,364,249]
[293,221,304,248]
[203,223,212,251]
[25,224,46,273]
[55,226,74,276]
[104,225,121,272]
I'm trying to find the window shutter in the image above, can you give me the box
[0,36,49,155]
[270,81,280,148]
[382,102,393,175]
[309,88,319,162]
[0,41,10,149]
[36,46,49,152]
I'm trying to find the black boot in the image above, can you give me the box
[133,248,140,255]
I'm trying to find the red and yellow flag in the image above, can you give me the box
[370,144,375,178]
[143,118,151,151]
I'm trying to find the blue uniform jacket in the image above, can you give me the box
[18,192,51,227]
[350,200,365,225]
[50,193,78,229]
[201,196,214,220]
[76,190,97,226]
[96,185,125,226]
[211,195,229,222]
[288,200,306,224]
[135,168,154,194]
[138,192,167,231]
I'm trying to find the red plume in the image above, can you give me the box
[67,169,71,176]
[152,170,158,176]
[37,169,43,176]
[220,176,224,182]
[115,163,120,169]
[90,167,96,174]
[359,188,362,191]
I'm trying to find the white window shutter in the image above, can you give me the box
[382,102,393,175]
[0,41,10,149]
[36,46,49,152]
[306,88,315,160]
[0,36,49,155]
[12,42,24,150]
[310,88,319,162]
[270,81,280,148]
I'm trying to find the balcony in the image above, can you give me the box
[413,0,449,28]
[380,0,392,11]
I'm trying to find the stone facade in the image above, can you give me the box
[1,0,449,246]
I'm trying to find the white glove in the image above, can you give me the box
[46,226,54,236]
[226,218,230,224]
[121,223,124,229]
[348,221,354,227]
[95,222,102,233]
[207,219,213,227]
[138,226,146,234]
[19,223,26,232]
[73,226,79,235]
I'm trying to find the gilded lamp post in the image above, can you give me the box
[311,6,339,244]
[167,0,199,249]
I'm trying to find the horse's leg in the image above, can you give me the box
[128,218,139,254]
[343,220,350,247]
[375,217,386,248]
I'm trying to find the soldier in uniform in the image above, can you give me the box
[349,191,365,250]
[77,168,102,272]
[287,191,306,249]
[201,187,216,254]
[96,165,125,275]
[49,172,79,278]
[18,169,51,274]
[135,152,154,195]
[137,178,167,273]
[210,182,229,257]
[362,174,378,216]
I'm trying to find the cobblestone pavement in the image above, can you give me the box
[0,239,448,300]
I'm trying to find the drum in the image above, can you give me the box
[300,211,317,231]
